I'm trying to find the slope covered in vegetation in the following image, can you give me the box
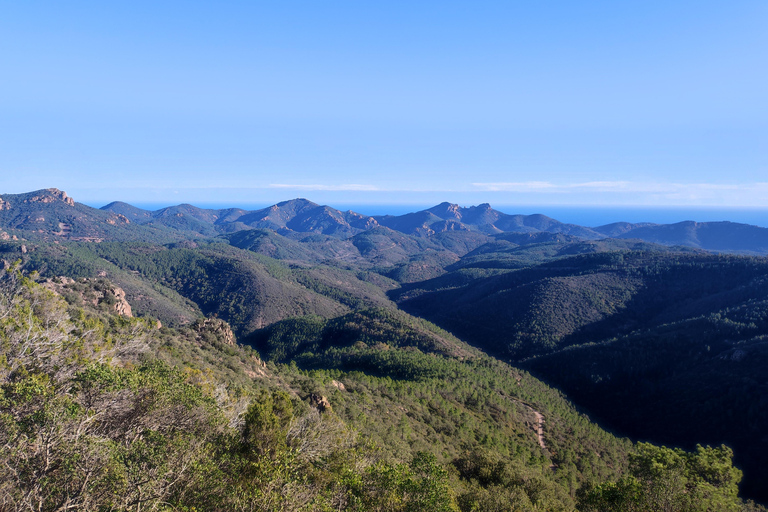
[3,265,761,510]
[3,191,768,507]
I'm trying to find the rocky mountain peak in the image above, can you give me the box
[428,202,463,220]
[275,198,318,210]
[24,188,75,207]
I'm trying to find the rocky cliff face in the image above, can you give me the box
[309,393,332,412]
[42,276,133,317]
[106,213,131,225]
[110,286,133,316]
[24,188,75,206]
[0,197,9,211]
[193,317,236,345]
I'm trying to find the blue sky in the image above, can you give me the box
[1,1,766,210]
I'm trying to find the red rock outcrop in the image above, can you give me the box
[24,188,75,206]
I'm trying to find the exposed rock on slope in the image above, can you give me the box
[42,276,133,317]
[0,189,162,241]
[192,317,236,345]
[24,188,75,206]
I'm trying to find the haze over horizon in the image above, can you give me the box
[2,1,766,208]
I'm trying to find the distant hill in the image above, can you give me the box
[0,188,136,241]
[0,189,215,243]
[96,195,768,255]
[3,188,768,254]
[99,201,153,222]
[375,201,604,239]
[396,251,768,358]
[103,198,381,238]
[594,220,768,253]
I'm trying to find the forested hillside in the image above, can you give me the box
[2,264,762,511]
[394,250,768,499]
[2,190,768,508]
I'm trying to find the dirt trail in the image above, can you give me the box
[519,401,547,451]
[507,396,550,453]
[499,393,556,468]
[531,410,546,450]
[54,222,72,236]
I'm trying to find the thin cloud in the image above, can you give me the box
[469,180,768,206]
[269,184,380,191]
[695,184,740,190]
[473,181,753,193]
[268,183,464,193]
[472,181,559,192]
[569,181,633,189]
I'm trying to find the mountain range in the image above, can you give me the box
[3,188,767,253]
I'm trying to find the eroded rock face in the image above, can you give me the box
[41,277,133,318]
[193,317,236,345]
[24,188,75,206]
[0,197,9,211]
[111,286,132,317]
[106,214,130,225]
[309,393,332,412]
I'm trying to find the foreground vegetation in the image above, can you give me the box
[1,265,763,511]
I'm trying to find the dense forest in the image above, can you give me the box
[2,189,768,509]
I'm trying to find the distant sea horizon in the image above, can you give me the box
[92,201,768,229]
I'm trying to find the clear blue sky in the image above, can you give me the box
[1,1,766,209]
